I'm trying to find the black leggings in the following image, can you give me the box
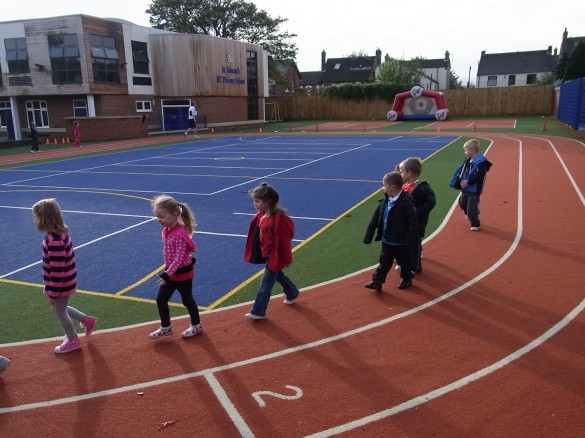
[156,279,200,327]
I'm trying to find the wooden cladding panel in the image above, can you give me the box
[151,34,265,97]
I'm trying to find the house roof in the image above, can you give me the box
[419,58,448,69]
[561,36,585,57]
[477,50,557,75]
[319,56,376,84]
[300,71,322,86]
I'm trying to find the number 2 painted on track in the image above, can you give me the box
[252,385,303,408]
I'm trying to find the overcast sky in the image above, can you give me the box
[3,0,584,85]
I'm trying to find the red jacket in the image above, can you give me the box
[244,211,294,271]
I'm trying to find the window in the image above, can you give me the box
[90,35,120,83]
[26,100,49,127]
[526,74,537,85]
[508,75,516,86]
[48,34,81,84]
[5,38,30,74]
[135,101,152,112]
[487,75,497,87]
[0,101,11,128]
[131,41,149,74]
[334,63,341,70]
[73,100,87,117]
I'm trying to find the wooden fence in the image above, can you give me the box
[266,85,555,120]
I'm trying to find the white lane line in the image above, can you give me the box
[205,373,255,437]
[0,205,152,219]
[0,218,155,278]
[306,298,585,438]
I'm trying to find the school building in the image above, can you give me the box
[0,15,268,142]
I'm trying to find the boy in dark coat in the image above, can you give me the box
[364,171,418,291]
[30,122,40,152]
[399,157,436,273]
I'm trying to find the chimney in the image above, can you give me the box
[481,50,486,56]
[547,45,552,55]
[375,48,382,66]
[321,50,326,71]
[554,47,558,56]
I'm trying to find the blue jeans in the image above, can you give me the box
[250,268,299,317]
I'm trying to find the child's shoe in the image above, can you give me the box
[0,357,11,374]
[245,312,266,320]
[284,291,300,305]
[181,324,203,338]
[149,326,173,339]
[80,316,98,336]
[54,336,81,354]
[364,281,382,291]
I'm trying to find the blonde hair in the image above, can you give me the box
[400,157,423,176]
[464,139,480,152]
[32,198,69,234]
[152,195,195,234]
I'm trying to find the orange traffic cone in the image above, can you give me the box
[45,138,50,144]
[541,117,547,131]
[436,126,441,133]
[54,138,58,144]
[210,127,215,133]
[472,123,477,132]
[67,137,70,143]
[61,138,65,143]
[259,127,263,133]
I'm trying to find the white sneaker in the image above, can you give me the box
[470,226,480,231]
[245,312,265,320]
[284,292,299,305]
[181,324,203,338]
[149,326,173,339]
[183,132,188,139]
[194,135,200,138]
[0,357,11,374]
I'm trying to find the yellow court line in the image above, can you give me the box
[115,264,164,296]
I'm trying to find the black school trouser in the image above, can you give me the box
[156,278,200,327]
[372,242,412,283]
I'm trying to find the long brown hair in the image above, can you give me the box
[249,182,286,214]
[32,198,69,234]
[151,195,195,234]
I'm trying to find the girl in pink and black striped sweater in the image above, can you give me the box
[32,199,97,354]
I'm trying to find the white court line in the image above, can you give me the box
[0,218,155,278]
[208,143,375,196]
[0,205,152,219]
[0,139,523,415]
[4,183,211,196]
[233,212,335,221]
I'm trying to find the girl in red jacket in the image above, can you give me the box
[149,195,202,339]
[244,183,299,319]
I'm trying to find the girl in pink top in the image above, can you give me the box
[73,121,81,147]
[149,195,202,339]
[32,199,97,354]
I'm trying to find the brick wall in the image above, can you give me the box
[64,116,148,141]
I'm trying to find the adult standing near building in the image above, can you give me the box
[30,122,40,153]
[184,102,199,139]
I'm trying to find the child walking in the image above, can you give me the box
[398,157,436,273]
[73,121,81,147]
[363,171,418,291]
[149,195,202,339]
[244,183,299,320]
[30,122,40,153]
[449,139,493,231]
[32,199,97,354]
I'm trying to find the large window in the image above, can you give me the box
[5,38,30,74]
[508,75,516,86]
[48,34,81,84]
[26,100,49,127]
[131,40,149,75]
[73,100,88,117]
[487,75,497,87]
[0,101,11,128]
[90,35,120,83]
[526,74,537,85]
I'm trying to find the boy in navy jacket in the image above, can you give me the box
[364,171,418,290]
[450,139,492,231]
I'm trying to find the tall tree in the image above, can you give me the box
[146,0,297,61]
[376,54,421,89]
[563,40,585,81]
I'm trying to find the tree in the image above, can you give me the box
[563,40,585,81]
[449,70,463,89]
[146,0,297,61]
[376,54,421,89]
